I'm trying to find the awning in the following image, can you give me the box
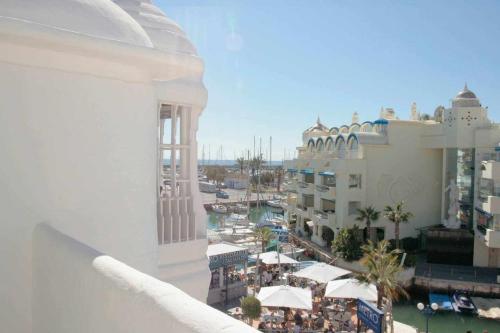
[300,168,314,175]
[287,168,298,173]
[373,118,389,125]
[207,243,248,270]
[319,171,335,177]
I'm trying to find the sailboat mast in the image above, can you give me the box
[269,136,272,169]
[246,149,251,220]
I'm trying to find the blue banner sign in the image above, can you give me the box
[357,298,384,333]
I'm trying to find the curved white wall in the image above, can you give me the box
[0,51,159,332]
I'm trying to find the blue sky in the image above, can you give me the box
[158,0,500,161]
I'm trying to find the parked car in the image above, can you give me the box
[216,191,229,199]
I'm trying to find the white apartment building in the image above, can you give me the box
[0,1,257,332]
[284,86,500,268]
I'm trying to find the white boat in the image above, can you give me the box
[227,213,248,222]
[266,199,282,208]
[233,203,248,213]
[265,216,286,225]
[212,204,227,214]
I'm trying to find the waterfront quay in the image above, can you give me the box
[201,188,283,208]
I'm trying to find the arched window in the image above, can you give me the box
[316,138,324,152]
[339,125,349,134]
[307,139,315,152]
[330,127,339,135]
[349,123,360,133]
[325,137,334,151]
[336,136,346,158]
[347,134,359,151]
[360,122,373,132]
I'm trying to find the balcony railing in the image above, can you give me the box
[298,181,309,188]
[314,210,328,219]
[316,184,330,192]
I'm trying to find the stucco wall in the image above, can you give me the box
[364,122,443,240]
[33,224,258,333]
[0,58,158,332]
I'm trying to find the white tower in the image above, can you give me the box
[410,102,419,120]
[352,112,360,124]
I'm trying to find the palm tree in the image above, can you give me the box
[356,240,408,309]
[253,227,275,294]
[355,206,380,244]
[254,227,275,253]
[274,166,284,192]
[250,155,265,177]
[236,157,246,174]
[383,201,413,249]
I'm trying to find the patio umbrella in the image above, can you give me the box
[257,285,312,310]
[292,262,351,284]
[250,251,299,265]
[324,278,377,302]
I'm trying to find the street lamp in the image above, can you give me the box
[417,302,438,333]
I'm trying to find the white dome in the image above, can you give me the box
[0,0,153,47]
[114,0,197,55]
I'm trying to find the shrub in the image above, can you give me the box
[322,227,335,247]
[403,253,417,267]
[240,296,261,323]
[303,221,311,237]
[400,237,419,252]
[332,226,363,261]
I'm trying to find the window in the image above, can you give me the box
[321,199,335,213]
[321,174,336,187]
[304,173,314,184]
[209,269,220,289]
[303,194,314,208]
[349,174,362,189]
[348,201,361,215]
[158,103,195,244]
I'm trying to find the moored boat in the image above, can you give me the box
[212,204,228,214]
[451,291,477,314]
[266,199,282,208]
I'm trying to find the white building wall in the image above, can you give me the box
[0,57,159,332]
[364,122,443,240]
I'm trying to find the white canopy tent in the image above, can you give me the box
[257,285,312,310]
[250,251,299,265]
[324,278,377,302]
[292,262,351,284]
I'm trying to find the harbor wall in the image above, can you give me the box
[414,277,500,297]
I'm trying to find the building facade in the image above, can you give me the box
[0,1,257,332]
[284,86,500,268]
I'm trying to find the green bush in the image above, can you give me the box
[240,296,261,321]
[322,227,335,247]
[400,237,419,252]
[332,226,363,261]
[303,221,311,237]
[400,253,417,267]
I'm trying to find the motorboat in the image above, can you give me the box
[266,199,282,208]
[265,216,286,225]
[451,291,476,314]
[233,203,248,213]
[212,204,228,214]
[227,213,248,223]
